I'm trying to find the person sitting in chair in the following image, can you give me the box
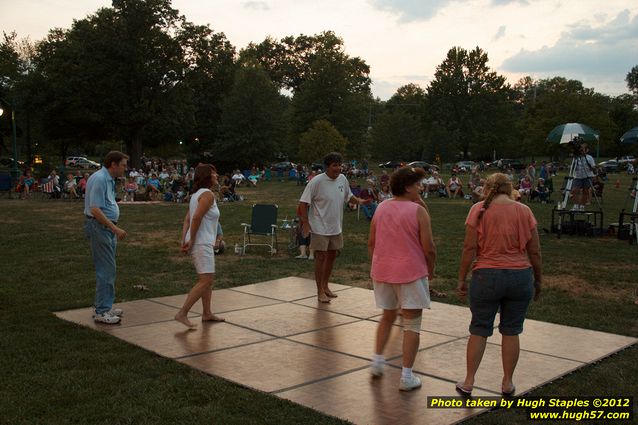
[533,178,550,203]
[123,176,138,202]
[17,169,35,199]
[446,174,463,199]
[64,173,79,199]
[146,173,161,200]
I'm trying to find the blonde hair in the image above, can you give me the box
[479,173,512,220]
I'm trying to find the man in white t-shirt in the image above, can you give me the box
[299,152,370,303]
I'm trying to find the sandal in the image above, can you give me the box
[455,382,472,397]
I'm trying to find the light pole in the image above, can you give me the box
[0,98,20,183]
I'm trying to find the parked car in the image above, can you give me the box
[407,161,438,172]
[496,158,525,171]
[270,161,296,172]
[378,161,405,169]
[454,161,476,172]
[598,159,619,173]
[75,158,101,169]
[65,156,88,167]
[0,157,24,167]
[616,155,635,165]
[311,162,324,172]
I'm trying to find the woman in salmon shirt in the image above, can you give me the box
[368,167,436,392]
[456,173,542,397]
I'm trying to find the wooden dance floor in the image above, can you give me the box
[55,277,636,424]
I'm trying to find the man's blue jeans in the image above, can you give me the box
[85,219,117,314]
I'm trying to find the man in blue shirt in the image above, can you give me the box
[84,151,129,324]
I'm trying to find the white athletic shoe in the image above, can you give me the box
[370,362,384,377]
[399,375,422,391]
[93,311,121,324]
[108,308,123,316]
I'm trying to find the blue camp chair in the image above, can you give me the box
[241,204,278,255]
[0,173,13,198]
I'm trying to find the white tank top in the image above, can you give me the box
[185,188,220,245]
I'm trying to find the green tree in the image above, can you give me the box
[425,46,514,161]
[0,32,42,164]
[626,65,638,97]
[371,83,427,160]
[515,76,615,159]
[298,119,347,164]
[216,63,287,168]
[244,32,372,159]
[242,31,370,95]
[371,108,423,161]
[33,0,236,168]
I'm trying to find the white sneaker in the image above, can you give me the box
[295,255,308,259]
[93,311,121,324]
[108,308,123,316]
[370,362,384,377]
[399,375,422,391]
[307,256,314,260]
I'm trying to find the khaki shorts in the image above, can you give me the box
[373,277,431,310]
[310,233,343,251]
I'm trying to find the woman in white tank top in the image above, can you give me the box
[174,164,225,328]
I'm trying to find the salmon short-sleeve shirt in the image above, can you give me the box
[465,201,537,270]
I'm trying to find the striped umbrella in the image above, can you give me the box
[546,123,600,144]
[619,126,638,144]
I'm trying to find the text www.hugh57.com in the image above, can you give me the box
[529,410,630,421]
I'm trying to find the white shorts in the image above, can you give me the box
[373,277,431,310]
[191,244,215,274]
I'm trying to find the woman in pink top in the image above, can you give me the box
[456,173,542,397]
[368,167,436,392]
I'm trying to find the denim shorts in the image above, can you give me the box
[572,177,591,189]
[469,268,533,337]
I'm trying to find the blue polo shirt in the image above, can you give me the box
[84,167,119,222]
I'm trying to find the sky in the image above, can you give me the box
[1,0,636,100]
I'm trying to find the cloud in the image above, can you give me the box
[491,0,528,5]
[493,25,506,41]
[501,10,638,78]
[243,1,269,11]
[369,0,529,22]
[371,75,432,100]
[368,0,452,22]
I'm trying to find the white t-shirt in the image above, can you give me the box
[300,173,352,236]
[574,155,596,179]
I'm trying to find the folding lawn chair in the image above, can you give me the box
[241,204,279,255]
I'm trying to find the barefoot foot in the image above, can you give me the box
[325,289,338,298]
[174,313,197,328]
[202,314,225,322]
[318,294,331,303]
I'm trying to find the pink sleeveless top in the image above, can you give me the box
[370,200,428,284]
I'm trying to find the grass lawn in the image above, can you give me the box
[1,170,636,424]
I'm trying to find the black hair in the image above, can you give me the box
[323,152,343,168]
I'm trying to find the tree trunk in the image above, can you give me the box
[125,137,143,169]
